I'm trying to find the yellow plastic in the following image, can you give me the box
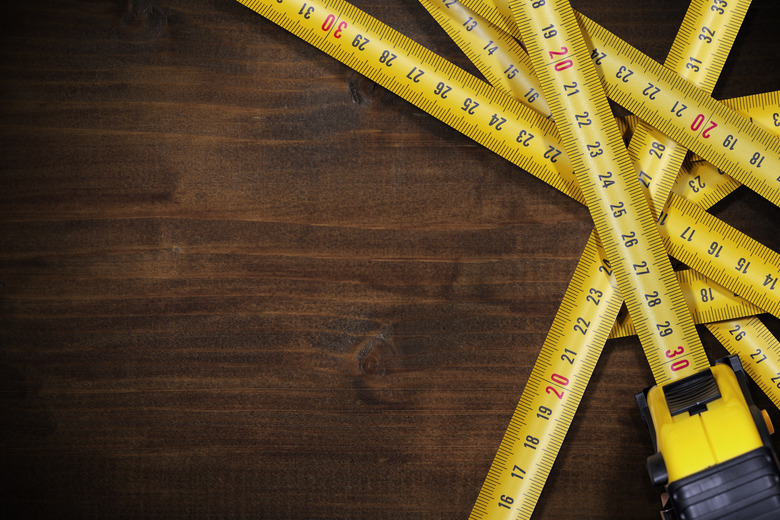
[646,364,763,482]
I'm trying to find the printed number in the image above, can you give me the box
[524,435,540,449]
[723,134,737,150]
[699,26,715,43]
[622,231,638,247]
[680,226,695,242]
[433,82,451,98]
[443,0,457,7]
[707,241,722,257]
[537,406,553,420]
[321,15,347,38]
[574,317,590,335]
[599,258,612,276]
[511,466,526,479]
[686,57,702,72]
[587,141,603,157]
[546,373,569,400]
[532,0,546,8]
[298,3,314,18]
[633,261,650,275]
[351,34,369,51]
[751,153,765,167]
[774,113,780,126]
[701,288,714,302]
[462,17,477,31]
[656,321,673,337]
[575,111,591,127]
[736,258,750,274]
[379,50,396,66]
[563,81,579,96]
[483,40,498,55]
[616,66,634,82]
[671,101,687,117]
[765,274,778,290]
[406,67,424,83]
[498,495,514,510]
[645,291,661,306]
[549,47,572,71]
[542,23,557,39]
[751,349,768,364]
[666,346,684,358]
[691,114,705,131]
[525,88,539,103]
[711,0,727,15]
[690,114,718,137]
[561,348,577,365]
[544,145,562,163]
[586,288,603,305]
[590,48,606,65]
[599,171,614,188]
[516,129,534,146]
[773,374,780,389]
[730,324,746,341]
[611,201,626,217]
[688,175,705,192]
[642,83,660,100]
[489,114,506,131]
[637,170,652,189]
[667,347,690,373]
[505,65,519,80]
[461,98,479,115]
[649,142,665,159]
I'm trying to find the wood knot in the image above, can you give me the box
[356,325,395,377]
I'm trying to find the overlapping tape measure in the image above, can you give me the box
[233,0,780,518]
[235,0,780,324]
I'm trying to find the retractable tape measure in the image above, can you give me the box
[233,0,780,518]
[235,0,780,325]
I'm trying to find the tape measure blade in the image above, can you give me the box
[418,0,555,119]
[673,91,780,208]
[574,11,780,208]
[660,193,780,318]
[513,0,706,386]
[236,0,583,203]
[608,268,763,340]
[469,234,620,520]
[707,317,780,411]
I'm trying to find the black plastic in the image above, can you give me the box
[648,451,668,487]
[662,368,720,417]
[665,446,780,520]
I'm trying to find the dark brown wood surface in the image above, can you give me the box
[2,0,779,518]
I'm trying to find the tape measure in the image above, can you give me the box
[708,317,780,412]
[609,268,762,339]
[423,3,780,519]
[418,0,780,330]
[468,0,750,517]
[233,1,780,518]
[673,91,780,209]
[236,0,780,330]
[459,0,780,208]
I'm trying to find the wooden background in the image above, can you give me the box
[2,0,779,518]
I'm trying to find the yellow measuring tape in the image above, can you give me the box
[460,0,780,208]
[420,3,779,517]
[469,0,740,517]
[235,0,780,328]
[608,269,762,340]
[233,0,779,517]
[708,317,780,412]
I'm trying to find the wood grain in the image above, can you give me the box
[1,0,778,518]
